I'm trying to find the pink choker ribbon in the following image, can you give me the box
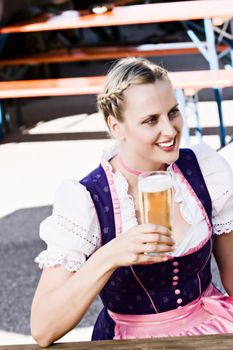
[117,154,166,176]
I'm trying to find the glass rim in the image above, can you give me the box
[138,170,170,179]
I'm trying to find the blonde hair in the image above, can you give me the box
[97,57,169,123]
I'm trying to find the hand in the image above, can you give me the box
[104,224,175,268]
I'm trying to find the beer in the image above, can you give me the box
[138,172,173,230]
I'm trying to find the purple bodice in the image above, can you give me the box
[80,149,213,340]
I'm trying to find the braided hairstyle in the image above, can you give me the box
[97,57,169,124]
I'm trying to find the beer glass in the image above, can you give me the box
[138,171,173,230]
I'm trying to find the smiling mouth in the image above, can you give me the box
[156,137,176,150]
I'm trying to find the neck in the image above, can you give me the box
[116,154,165,176]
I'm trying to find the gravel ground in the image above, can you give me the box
[0,206,103,335]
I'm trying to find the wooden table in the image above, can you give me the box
[0,70,233,99]
[0,0,232,70]
[0,1,231,33]
[1,334,233,350]
[0,0,232,69]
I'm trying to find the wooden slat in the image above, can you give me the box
[0,1,232,34]
[0,69,232,99]
[2,333,233,350]
[0,43,228,67]
[170,69,233,90]
[0,76,104,98]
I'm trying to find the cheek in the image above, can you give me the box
[175,115,184,131]
[125,125,144,139]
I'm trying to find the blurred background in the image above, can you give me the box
[0,0,232,345]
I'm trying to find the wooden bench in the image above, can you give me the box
[0,43,228,68]
[0,1,232,146]
[0,69,232,146]
[0,0,231,69]
[0,1,232,34]
[0,69,232,98]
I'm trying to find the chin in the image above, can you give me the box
[164,148,180,164]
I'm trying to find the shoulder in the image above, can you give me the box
[190,143,233,234]
[53,178,95,218]
[191,142,219,160]
[190,142,233,184]
[36,178,101,271]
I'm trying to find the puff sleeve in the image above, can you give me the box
[35,179,101,272]
[193,143,233,235]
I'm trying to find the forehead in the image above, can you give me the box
[123,80,177,117]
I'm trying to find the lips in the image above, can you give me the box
[156,138,176,151]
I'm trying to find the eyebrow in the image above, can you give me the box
[141,103,179,120]
[168,103,179,113]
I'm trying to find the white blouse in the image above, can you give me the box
[35,142,233,272]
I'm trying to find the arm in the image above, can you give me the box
[31,245,115,348]
[31,224,174,347]
[213,231,233,296]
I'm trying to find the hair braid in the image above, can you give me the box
[97,57,169,124]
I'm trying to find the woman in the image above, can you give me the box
[31,57,233,347]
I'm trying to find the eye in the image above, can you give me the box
[142,116,159,125]
[169,108,180,119]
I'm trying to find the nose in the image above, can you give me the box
[159,115,176,137]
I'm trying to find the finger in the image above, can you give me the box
[142,243,174,254]
[144,252,161,257]
[137,253,169,264]
[140,224,171,235]
[140,233,175,245]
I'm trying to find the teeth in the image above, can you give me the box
[158,139,174,147]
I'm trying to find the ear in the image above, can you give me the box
[107,115,125,140]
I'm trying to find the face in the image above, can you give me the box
[108,79,183,170]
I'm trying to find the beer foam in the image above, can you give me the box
[138,174,172,193]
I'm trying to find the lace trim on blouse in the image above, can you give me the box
[114,170,138,231]
[214,188,233,203]
[35,250,85,272]
[168,166,193,225]
[213,220,233,235]
[212,184,233,235]
[53,213,101,249]
[101,158,138,233]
